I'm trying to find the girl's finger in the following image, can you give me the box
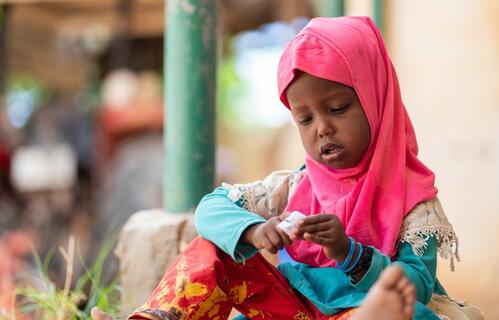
[262,234,278,254]
[278,211,292,221]
[299,214,337,226]
[266,230,284,250]
[295,221,333,234]
[309,230,343,239]
[276,228,292,245]
[291,229,304,241]
[303,232,331,245]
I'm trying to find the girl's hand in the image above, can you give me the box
[242,216,292,254]
[292,214,350,262]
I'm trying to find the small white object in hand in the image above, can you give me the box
[277,211,306,237]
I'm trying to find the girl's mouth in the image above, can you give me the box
[320,143,345,162]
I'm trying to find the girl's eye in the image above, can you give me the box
[330,104,351,114]
[298,117,312,125]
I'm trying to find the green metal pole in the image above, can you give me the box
[0,5,9,94]
[373,0,384,34]
[164,0,218,213]
[317,0,344,17]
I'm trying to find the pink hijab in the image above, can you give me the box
[278,16,437,267]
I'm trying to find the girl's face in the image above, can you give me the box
[286,72,371,169]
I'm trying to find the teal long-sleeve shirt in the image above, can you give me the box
[195,187,445,319]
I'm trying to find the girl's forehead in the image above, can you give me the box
[286,72,358,104]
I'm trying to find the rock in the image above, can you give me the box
[115,209,197,315]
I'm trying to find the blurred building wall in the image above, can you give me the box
[386,1,499,318]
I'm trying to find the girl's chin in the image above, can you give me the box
[321,158,355,170]
[325,162,347,170]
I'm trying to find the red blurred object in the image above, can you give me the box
[95,104,163,177]
[0,144,11,178]
[0,143,13,197]
[0,231,32,314]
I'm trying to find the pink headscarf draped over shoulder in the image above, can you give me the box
[279,16,437,267]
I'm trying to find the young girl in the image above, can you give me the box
[97,16,482,320]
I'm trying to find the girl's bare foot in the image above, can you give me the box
[91,307,115,320]
[351,265,416,320]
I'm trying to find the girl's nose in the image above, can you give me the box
[317,119,335,138]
